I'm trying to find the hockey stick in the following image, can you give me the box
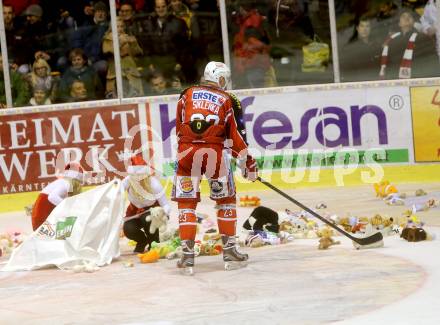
[123,210,151,222]
[257,177,383,246]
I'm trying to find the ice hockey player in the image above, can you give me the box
[122,153,171,253]
[172,61,258,274]
[31,162,83,230]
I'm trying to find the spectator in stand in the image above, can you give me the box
[169,73,184,93]
[118,0,148,61]
[116,0,146,12]
[374,0,400,40]
[3,4,28,73]
[419,0,440,61]
[24,58,58,102]
[169,0,198,40]
[232,2,277,88]
[168,0,204,82]
[38,1,94,27]
[184,0,218,12]
[147,72,168,95]
[15,4,51,75]
[102,17,144,97]
[142,0,189,81]
[0,55,30,108]
[340,15,382,82]
[58,48,104,102]
[3,0,38,17]
[66,80,90,102]
[70,1,110,81]
[379,9,440,79]
[29,85,51,106]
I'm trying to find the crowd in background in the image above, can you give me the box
[338,0,440,81]
[0,0,220,107]
[1,0,440,108]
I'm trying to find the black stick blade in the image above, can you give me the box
[352,231,384,246]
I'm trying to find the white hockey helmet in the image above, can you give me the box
[203,61,231,90]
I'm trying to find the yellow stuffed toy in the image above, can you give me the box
[318,227,340,250]
[374,180,398,198]
[137,250,160,263]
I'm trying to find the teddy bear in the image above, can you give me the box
[146,207,168,234]
[370,214,384,230]
[0,235,13,257]
[337,217,352,232]
[401,227,427,242]
[145,206,173,242]
[318,227,340,250]
[279,220,294,233]
[243,206,279,233]
[415,189,427,196]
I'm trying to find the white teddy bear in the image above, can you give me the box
[145,206,169,237]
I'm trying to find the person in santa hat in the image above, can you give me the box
[31,162,84,230]
[122,153,171,253]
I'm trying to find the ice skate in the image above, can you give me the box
[222,235,248,271]
[176,240,195,276]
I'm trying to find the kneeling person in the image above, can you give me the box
[123,154,171,253]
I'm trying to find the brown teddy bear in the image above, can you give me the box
[401,227,427,242]
[370,214,383,228]
[338,217,352,232]
[318,227,340,250]
[279,220,294,233]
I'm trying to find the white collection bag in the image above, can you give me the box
[2,180,124,271]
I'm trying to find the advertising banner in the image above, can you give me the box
[148,87,413,174]
[410,86,440,162]
[0,104,147,194]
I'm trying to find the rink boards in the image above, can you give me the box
[1,80,440,208]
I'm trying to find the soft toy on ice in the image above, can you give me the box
[399,213,435,242]
[317,227,340,250]
[197,242,221,256]
[138,249,160,263]
[150,238,180,259]
[351,216,369,234]
[244,230,281,247]
[145,206,174,242]
[374,180,398,198]
[0,235,13,257]
[243,206,279,233]
[384,193,406,206]
[202,232,223,252]
[146,207,168,234]
[352,223,385,250]
[410,198,439,213]
[239,195,261,207]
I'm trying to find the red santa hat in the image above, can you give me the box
[63,162,84,181]
[127,154,148,174]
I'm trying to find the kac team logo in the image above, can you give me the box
[179,177,194,193]
[210,180,223,194]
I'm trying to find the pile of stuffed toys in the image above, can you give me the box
[0,229,24,258]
